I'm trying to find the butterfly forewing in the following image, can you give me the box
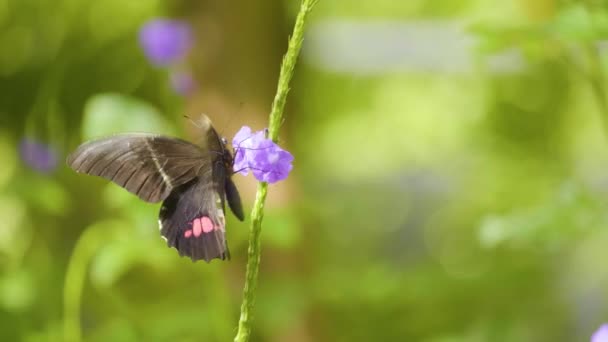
[67,134,208,203]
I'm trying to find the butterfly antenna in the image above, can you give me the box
[217,101,245,137]
[183,115,203,129]
[185,115,207,129]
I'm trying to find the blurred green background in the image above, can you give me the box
[1,0,608,341]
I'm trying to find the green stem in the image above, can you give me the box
[63,225,107,342]
[267,0,317,142]
[234,183,268,342]
[233,1,317,341]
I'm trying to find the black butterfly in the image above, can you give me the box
[67,122,244,262]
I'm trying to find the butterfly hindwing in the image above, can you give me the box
[159,161,229,262]
[67,134,208,203]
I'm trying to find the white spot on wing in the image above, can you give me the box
[145,139,173,189]
[158,219,168,242]
[215,192,226,230]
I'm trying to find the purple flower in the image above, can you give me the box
[19,138,58,174]
[170,70,196,96]
[592,324,608,342]
[251,143,294,183]
[139,19,193,66]
[232,126,293,184]
[232,126,267,174]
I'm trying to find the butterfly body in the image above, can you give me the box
[67,124,244,262]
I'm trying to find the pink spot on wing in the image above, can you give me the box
[201,216,214,233]
[192,218,202,237]
[184,229,193,238]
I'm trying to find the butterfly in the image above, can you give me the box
[67,119,244,262]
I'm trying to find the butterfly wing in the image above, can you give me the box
[159,161,230,262]
[225,178,244,221]
[67,134,208,203]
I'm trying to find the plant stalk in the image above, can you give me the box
[233,1,317,341]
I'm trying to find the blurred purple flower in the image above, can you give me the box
[170,70,196,96]
[19,138,58,173]
[592,324,608,342]
[139,19,193,66]
[232,126,293,184]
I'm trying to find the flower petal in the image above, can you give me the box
[592,324,608,342]
[232,126,253,148]
[231,126,294,183]
[233,149,249,176]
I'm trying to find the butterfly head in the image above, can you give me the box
[220,136,236,172]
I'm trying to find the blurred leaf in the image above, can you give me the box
[22,320,63,342]
[90,238,173,289]
[102,183,159,237]
[0,133,16,189]
[592,9,608,37]
[88,1,160,44]
[478,182,606,250]
[263,210,300,249]
[0,1,8,24]
[82,93,174,139]
[425,337,466,342]
[0,25,34,76]
[21,177,69,215]
[549,4,595,42]
[471,24,541,55]
[307,75,485,181]
[126,307,215,341]
[88,317,138,342]
[0,269,36,312]
[0,195,29,257]
[564,228,608,287]
[102,181,139,209]
[478,215,509,249]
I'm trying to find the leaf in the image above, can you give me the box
[87,318,138,342]
[549,4,595,42]
[0,133,16,189]
[82,93,174,139]
[0,195,29,256]
[89,238,173,289]
[592,9,608,38]
[21,178,69,216]
[477,182,607,250]
[0,269,36,312]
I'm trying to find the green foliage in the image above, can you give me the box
[83,93,175,139]
[2,0,608,341]
[479,182,608,250]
